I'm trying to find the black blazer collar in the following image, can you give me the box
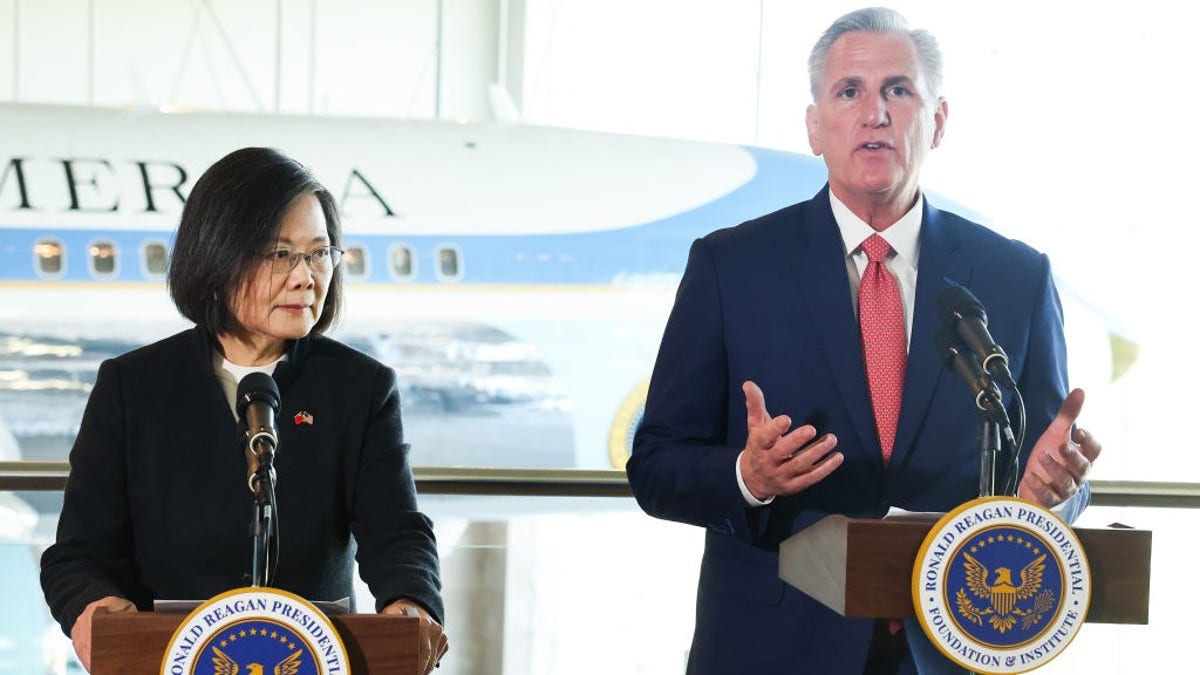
[190,325,312,395]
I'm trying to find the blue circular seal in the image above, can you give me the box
[195,619,319,675]
[608,377,649,468]
[160,587,350,675]
[912,497,1091,674]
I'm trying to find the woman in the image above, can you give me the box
[40,147,447,672]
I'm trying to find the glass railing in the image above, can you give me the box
[4,463,1200,506]
[1,466,1195,674]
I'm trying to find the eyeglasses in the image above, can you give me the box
[262,245,345,274]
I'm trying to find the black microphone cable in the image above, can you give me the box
[1001,388,1027,496]
[936,286,1029,496]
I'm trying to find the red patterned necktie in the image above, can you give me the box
[858,234,907,464]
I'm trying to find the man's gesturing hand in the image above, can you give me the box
[1019,388,1101,507]
[739,381,843,502]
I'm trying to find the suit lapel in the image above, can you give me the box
[788,188,881,461]
[889,202,973,467]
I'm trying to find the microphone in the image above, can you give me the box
[237,372,280,492]
[935,285,1017,390]
[934,326,1016,446]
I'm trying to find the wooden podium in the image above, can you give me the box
[91,611,420,674]
[779,515,1151,624]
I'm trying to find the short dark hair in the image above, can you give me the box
[168,147,343,341]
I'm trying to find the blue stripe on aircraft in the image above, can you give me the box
[0,148,829,285]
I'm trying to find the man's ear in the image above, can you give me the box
[931,97,949,149]
[806,104,824,156]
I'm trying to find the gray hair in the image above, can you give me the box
[807,7,943,101]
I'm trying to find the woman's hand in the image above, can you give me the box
[382,599,449,674]
[71,595,136,671]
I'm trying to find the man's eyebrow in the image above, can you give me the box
[829,76,864,91]
[882,75,917,89]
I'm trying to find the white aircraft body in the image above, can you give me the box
[0,102,1121,473]
[0,102,1129,674]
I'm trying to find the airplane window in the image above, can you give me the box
[89,241,117,276]
[34,240,64,275]
[436,245,461,281]
[143,242,168,276]
[390,245,415,280]
[344,245,367,277]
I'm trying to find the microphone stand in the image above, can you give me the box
[976,384,1026,498]
[248,440,277,587]
[977,417,1001,498]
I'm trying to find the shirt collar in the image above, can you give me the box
[830,190,923,270]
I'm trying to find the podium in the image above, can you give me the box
[91,611,421,674]
[779,515,1151,624]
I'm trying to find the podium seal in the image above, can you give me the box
[160,587,350,675]
[912,497,1090,674]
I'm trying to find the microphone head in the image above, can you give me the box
[236,371,280,418]
[936,284,987,325]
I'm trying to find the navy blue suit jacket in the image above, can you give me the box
[627,187,1070,674]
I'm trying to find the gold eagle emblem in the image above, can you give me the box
[955,551,1055,633]
[212,645,305,675]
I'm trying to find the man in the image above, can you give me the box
[626,7,1101,675]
